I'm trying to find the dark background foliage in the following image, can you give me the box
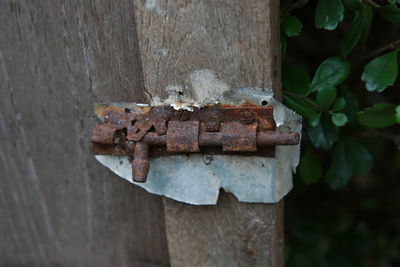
[281,0,400,266]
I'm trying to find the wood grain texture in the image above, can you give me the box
[0,1,169,266]
[164,196,284,267]
[133,0,281,101]
[133,0,283,266]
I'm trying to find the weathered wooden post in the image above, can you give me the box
[132,0,285,266]
[1,0,297,266]
[0,1,169,266]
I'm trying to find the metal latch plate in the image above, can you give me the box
[91,104,300,182]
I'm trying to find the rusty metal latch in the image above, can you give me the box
[91,104,300,182]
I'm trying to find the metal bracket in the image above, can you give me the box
[91,104,300,182]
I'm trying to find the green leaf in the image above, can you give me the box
[332,113,348,126]
[282,63,310,95]
[315,0,345,30]
[361,50,399,92]
[358,103,397,128]
[308,113,321,127]
[326,141,352,189]
[332,97,346,111]
[283,95,320,126]
[396,105,400,123]
[308,113,339,149]
[316,84,337,110]
[377,5,400,25]
[345,140,373,176]
[340,6,373,57]
[326,139,373,188]
[343,0,363,10]
[388,0,400,4]
[282,16,302,37]
[342,88,359,122]
[339,13,363,57]
[360,138,387,159]
[360,6,373,45]
[343,8,357,23]
[299,145,322,184]
[309,57,350,93]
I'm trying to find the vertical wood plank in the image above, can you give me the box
[164,196,284,267]
[0,1,169,266]
[133,0,283,266]
[134,0,281,100]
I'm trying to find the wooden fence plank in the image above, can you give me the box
[0,1,169,266]
[133,0,283,266]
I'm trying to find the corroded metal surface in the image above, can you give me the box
[167,121,200,152]
[91,104,300,182]
[221,121,257,152]
[132,141,150,182]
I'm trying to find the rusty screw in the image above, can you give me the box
[239,111,255,124]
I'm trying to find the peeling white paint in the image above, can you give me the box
[189,69,230,103]
[94,88,302,205]
[152,85,202,111]
[152,69,230,111]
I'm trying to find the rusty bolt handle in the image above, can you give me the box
[141,131,300,146]
[132,141,150,182]
[130,131,300,182]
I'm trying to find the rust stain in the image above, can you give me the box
[221,121,257,152]
[91,104,300,182]
[167,121,200,152]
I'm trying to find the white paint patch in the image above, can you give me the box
[150,96,163,106]
[158,48,169,57]
[151,69,229,111]
[144,0,157,9]
[189,69,230,103]
[144,0,166,16]
[161,85,201,111]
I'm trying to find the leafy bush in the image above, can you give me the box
[281,0,400,265]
